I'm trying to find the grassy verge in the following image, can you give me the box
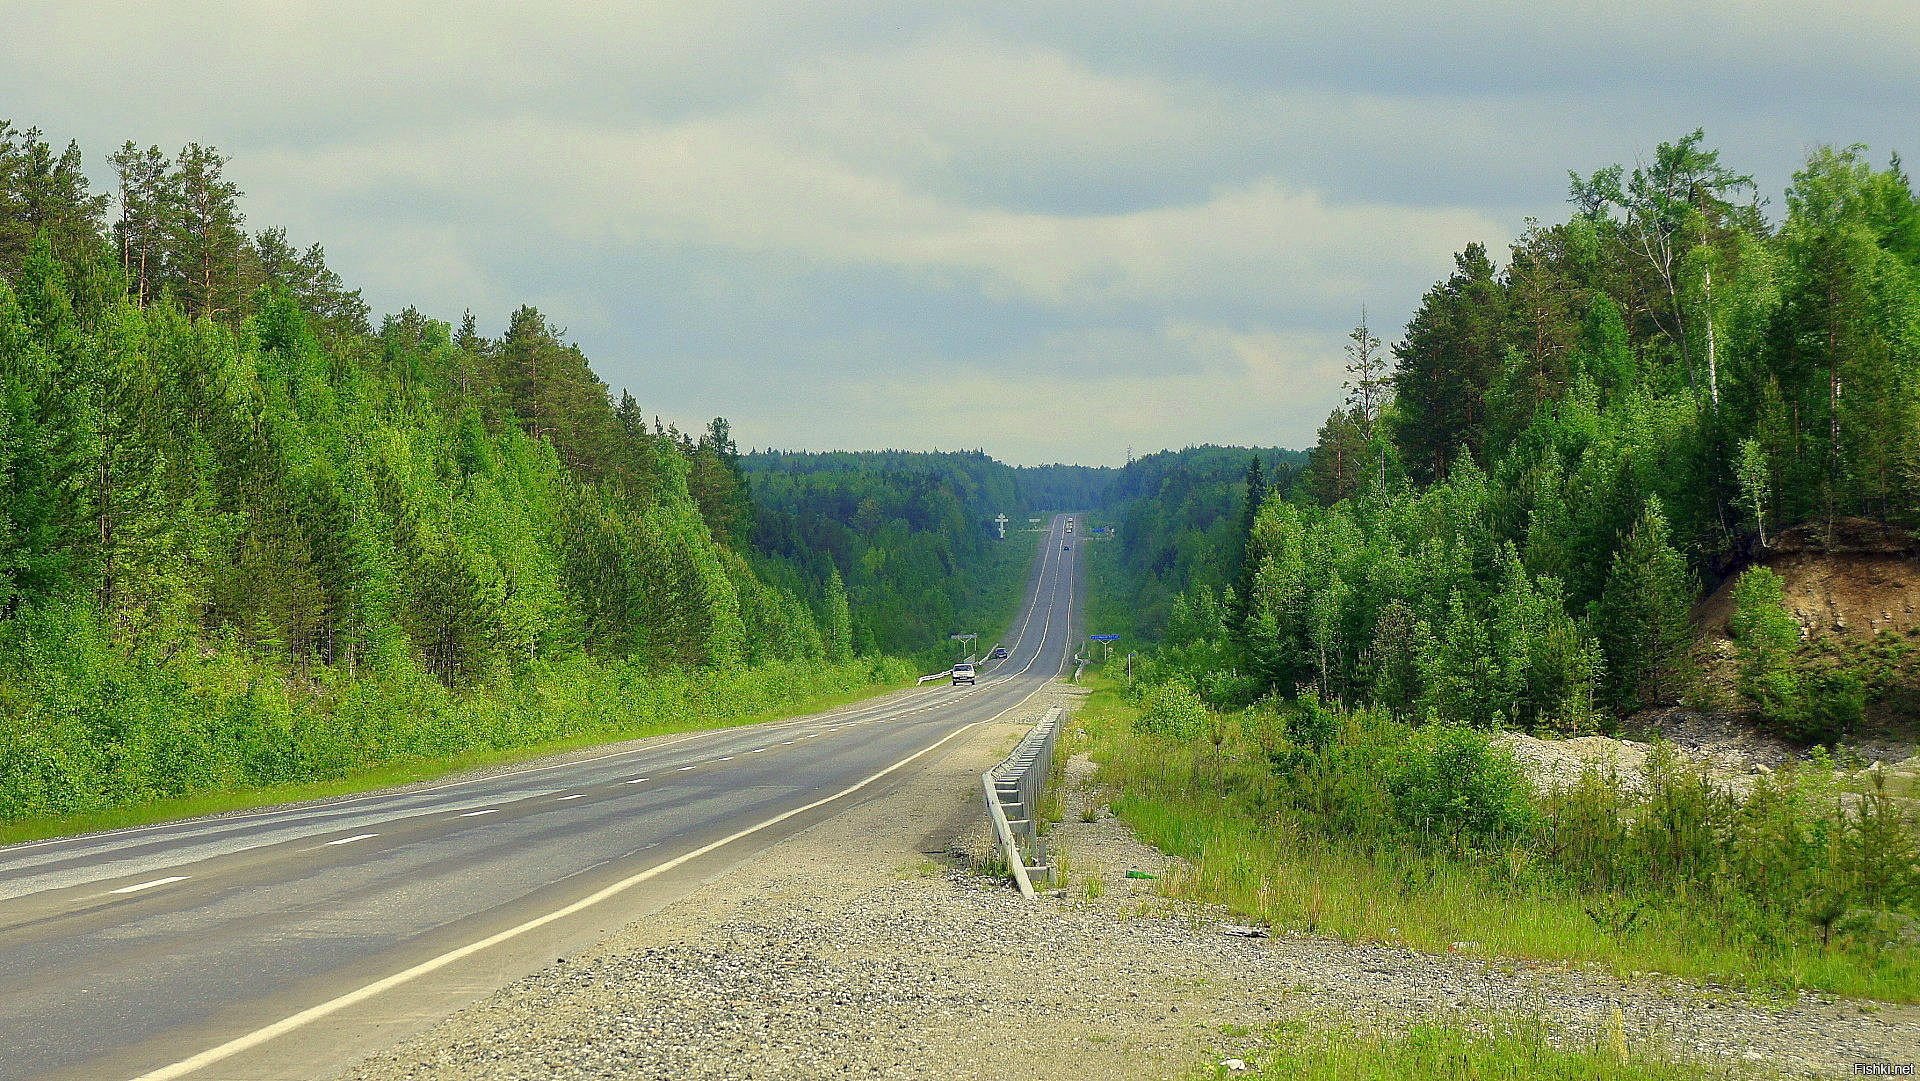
[1205,1019,1768,1080]
[0,660,925,847]
[1076,672,1920,1002]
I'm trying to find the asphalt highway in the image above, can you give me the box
[0,515,1083,1081]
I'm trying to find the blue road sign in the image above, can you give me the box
[1089,634,1121,642]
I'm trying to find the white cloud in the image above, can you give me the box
[3,2,1914,461]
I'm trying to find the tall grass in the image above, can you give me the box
[1214,1019,1764,1080]
[0,602,916,840]
[1078,675,1920,1002]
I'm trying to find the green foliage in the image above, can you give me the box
[0,599,912,822]
[1228,1018,1747,1081]
[0,119,1037,830]
[1727,566,1870,744]
[1593,499,1695,711]
[1134,679,1209,740]
[745,449,1051,660]
[1261,701,1536,848]
[1081,676,1920,1000]
[1094,445,1307,641]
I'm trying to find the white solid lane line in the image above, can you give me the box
[555,795,583,802]
[323,835,378,847]
[111,877,188,895]
[458,810,496,818]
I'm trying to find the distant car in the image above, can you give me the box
[951,662,976,685]
[1062,543,1070,550]
[990,645,1009,659]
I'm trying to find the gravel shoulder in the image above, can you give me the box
[340,683,1920,1080]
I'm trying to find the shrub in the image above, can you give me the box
[1383,722,1538,845]
[1728,566,1864,744]
[1135,680,1210,741]
[1272,708,1535,849]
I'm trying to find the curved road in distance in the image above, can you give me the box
[0,514,1083,1081]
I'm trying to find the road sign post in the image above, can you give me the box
[1089,633,1120,662]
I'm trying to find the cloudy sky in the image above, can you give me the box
[4,2,1915,464]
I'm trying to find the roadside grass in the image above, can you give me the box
[2,525,1053,848]
[1076,675,1920,1003]
[0,665,925,848]
[1204,1018,1770,1080]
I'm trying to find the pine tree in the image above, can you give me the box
[0,123,108,276]
[1392,243,1507,482]
[1594,497,1695,711]
[1227,456,1266,642]
[108,142,173,307]
[166,143,246,318]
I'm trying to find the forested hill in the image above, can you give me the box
[745,450,1105,656]
[0,121,883,822]
[1142,134,1920,744]
[0,120,823,679]
[1085,446,1308,639]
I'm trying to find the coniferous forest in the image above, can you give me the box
[0,122,1077,826]
[1122,133,1920,735]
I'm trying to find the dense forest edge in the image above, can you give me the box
[1081,132,1920,1001]
[0,122,1095,835]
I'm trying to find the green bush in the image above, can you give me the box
[1728,565,1866,744]
[1135,679,1210,740]
[1384,722,1538,844]
[1270,706,1535,849]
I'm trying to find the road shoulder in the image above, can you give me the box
[339,683,1920,1080]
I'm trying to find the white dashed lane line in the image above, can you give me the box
[624,778,649,785]
[676,766,696,772]
[717,756,734,762]
[458,810,497,818]
[323,834,378,847]
[555,795,583,802]
[111,877,188,895]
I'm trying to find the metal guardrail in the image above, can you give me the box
[982,706,1062,898]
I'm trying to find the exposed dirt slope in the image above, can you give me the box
[1697,526,1920,643]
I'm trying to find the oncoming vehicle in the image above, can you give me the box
[990,645,1009,659]
[951,662,976,685]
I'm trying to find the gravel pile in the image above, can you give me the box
[342,688,1920,1080]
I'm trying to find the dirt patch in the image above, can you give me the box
[340,686,1920,1081]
